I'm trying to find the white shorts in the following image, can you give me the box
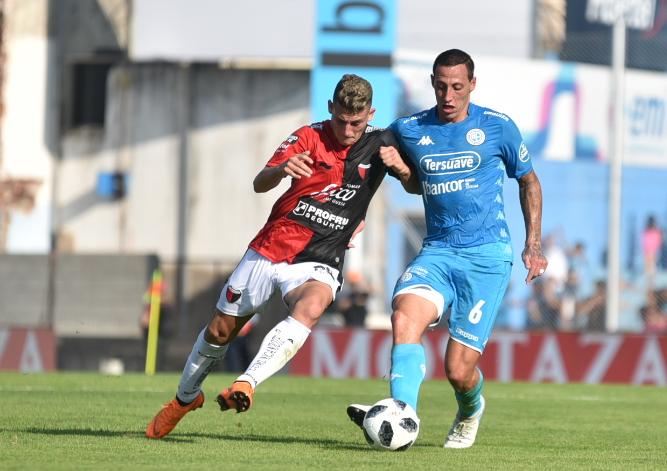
[216,248,341,317]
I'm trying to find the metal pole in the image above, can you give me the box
[606,16,625,332]
[176,63,191,335]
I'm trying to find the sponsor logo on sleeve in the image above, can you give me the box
[519,142,530,162]
[483,110,509,121]
[402,111,428,124]
[277,134,300,152]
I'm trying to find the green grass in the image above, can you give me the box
[1,372,666,470]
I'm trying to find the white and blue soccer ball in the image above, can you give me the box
[362,398,420,451]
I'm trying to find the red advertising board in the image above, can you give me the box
[290,329,667,385]
[0,327,56,372]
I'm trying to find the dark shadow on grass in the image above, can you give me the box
[171,431,430,451]
[20,427,146,439]
[16,427,428,451]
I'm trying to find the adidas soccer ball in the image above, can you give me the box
[362,398,420,451]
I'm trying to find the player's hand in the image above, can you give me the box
[348,220,366,248]
[379,146,410,179]
[282,151,313,179]
[522,243,548,284]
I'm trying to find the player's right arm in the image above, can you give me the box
[253,127,315,193]
[253,152,314,193]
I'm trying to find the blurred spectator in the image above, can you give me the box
[337,271,370,327]
[567,241,591,296]
[497,280,529,330]
[543,232,568,294]
[653,286,667,311]
[526,277,560,329]
[560,241,590,330]
[559,267,578,330]
[576,280,606,331]
[642,215,663,284]
[639,304,667,334]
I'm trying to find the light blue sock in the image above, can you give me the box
[389,343,426,412]
[455,368,484,418]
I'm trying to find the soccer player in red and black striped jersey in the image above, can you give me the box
[146,74,416,439]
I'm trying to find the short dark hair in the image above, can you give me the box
[432,49,475,80]
[332,74,373,113]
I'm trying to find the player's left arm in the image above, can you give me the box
[518,170,548,284]
[500,117,548,283]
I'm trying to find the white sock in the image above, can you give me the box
[177,328,228,403]
[236,316,311,389]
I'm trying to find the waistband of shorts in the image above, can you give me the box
[422,241,513,260]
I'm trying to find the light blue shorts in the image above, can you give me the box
[392,242,513,353]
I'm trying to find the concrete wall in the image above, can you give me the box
[0,253,157,338]
[58,66,310,260]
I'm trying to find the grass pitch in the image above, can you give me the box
[1,372,666,470]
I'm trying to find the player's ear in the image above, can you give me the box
[470,76,477,92]
[327,100,334,114]
[430,74,435,88]
[368,107,376,121]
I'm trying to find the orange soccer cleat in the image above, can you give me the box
[145,392,205,439]
[216,381,254,413]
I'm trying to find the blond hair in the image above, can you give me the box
[332,74,373,114]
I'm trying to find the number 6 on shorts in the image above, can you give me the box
[468,299,486,324]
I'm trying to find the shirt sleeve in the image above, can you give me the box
[379,128,415,181]
[265,126,311,167]
[501,118,533,179]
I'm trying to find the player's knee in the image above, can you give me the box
[445,364,476,390]
[206,312,238,345]
[391,309,412,331]
[391,309,425,343]
[291,298,327,327]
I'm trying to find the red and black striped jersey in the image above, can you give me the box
[249,120,399,273]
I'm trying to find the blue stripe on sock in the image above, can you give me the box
[389,343,426,412]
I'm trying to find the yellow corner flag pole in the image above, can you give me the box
[144,269,163,375]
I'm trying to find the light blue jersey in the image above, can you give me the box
[391,103,532,352]
[390,103,533,250]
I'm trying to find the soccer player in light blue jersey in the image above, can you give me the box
[348,49,548,449]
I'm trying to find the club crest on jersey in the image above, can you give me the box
[358,163,371,180]
[225,286,242,303]
[466,128,485,145]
